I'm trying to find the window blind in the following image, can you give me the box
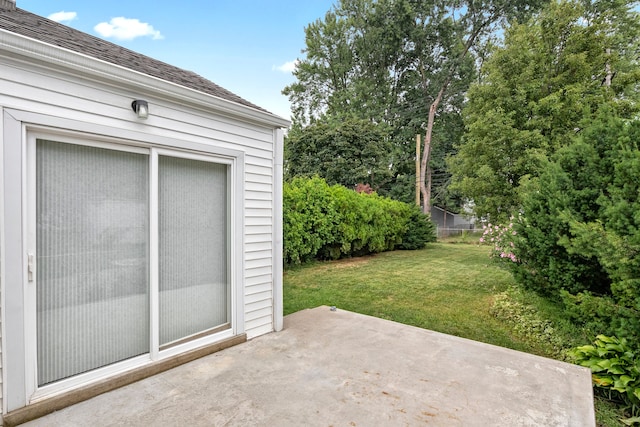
[36,140,150,386]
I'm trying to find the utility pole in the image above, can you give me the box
[415,134,421,206]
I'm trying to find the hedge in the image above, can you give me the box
[284,176,435,264]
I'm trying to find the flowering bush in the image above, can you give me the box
[479,218,518,263]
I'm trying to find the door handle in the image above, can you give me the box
[28,252,34,282]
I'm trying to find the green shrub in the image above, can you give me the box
[283,176,338,264]
[508,112,640,347]
[399,206,436,250]
[570,335,640,422]
[283,177,435,264]
[490,287,567,359]
[560,291,640,346]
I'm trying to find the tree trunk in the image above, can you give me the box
[604,48,612,87]
[426,152,432,212]
[420,92,443,215]
[419,23,484,215]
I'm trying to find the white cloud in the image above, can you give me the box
[48,11,77,23]
[94,17,163,41]
[273,60,298,73]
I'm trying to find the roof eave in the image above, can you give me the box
[0,29,291,128]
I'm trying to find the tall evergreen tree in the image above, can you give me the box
[514,110,640,343]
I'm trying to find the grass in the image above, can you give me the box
[283,242,628,426]
[437,229,485,244]
[287,243,535,353]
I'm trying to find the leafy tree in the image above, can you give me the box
[284,9,358,124]
[284,118,393,190]
[409,0,545,214]
[450,0,640,222]
[284,0,545,211]
[283,1,419,198]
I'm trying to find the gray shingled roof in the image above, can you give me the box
[0,3,270,113]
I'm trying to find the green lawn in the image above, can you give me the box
[285,243,536,353]
[283,242,625,426]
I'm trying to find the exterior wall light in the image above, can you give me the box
[131,99,149,119]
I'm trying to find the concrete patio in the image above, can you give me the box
[22,306,595,426]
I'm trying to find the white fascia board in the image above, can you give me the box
[0,29,291,129]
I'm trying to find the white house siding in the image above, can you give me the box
[245,153,278,336]
[244,151,277,338]
[0,36,285,417]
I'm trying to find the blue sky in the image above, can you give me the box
[18,1,337,120]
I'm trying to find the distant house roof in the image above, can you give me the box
[0,2,270,114]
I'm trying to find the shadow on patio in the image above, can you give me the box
[23,306,595,426]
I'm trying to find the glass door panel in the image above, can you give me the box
[158,156,228,346]
[36,140,150,386]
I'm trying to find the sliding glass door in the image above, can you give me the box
[34,137,230,388]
